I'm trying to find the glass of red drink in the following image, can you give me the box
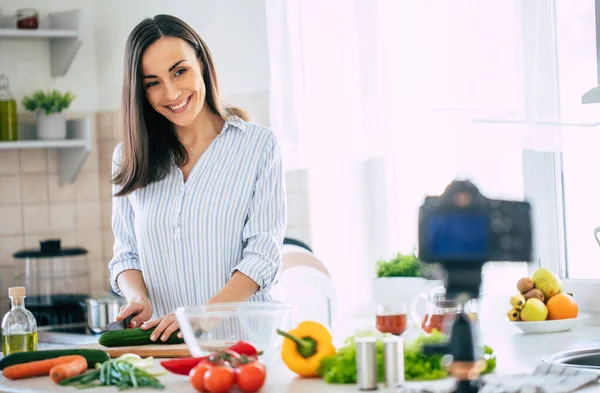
[376,303,408,336]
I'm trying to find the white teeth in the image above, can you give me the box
[169,96,189,110]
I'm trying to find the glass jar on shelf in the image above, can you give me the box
[16,9,39,29]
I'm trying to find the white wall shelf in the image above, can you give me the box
[0,139,86,149]
[0,9,82,77]
[0,115,93,184]
[0,29,78,39]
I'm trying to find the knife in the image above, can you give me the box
[104,315,135,331]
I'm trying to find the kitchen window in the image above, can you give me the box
[381,0,600,314]
[265,0,600,318]
[526,0,600,285]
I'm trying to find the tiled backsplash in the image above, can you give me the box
[0,110,312,312]
[0,118,106,300]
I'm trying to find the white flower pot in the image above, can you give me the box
[37,111,66,140]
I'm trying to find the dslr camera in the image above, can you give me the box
[418,179,533,298]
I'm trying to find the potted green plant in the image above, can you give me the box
[22,89,75,140]
[375,248,429,278]
[373,248,443,317]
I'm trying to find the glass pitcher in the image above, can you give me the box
[410,287,478,334]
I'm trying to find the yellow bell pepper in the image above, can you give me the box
[277,321,336,377]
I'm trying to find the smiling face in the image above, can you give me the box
[141,36,207,128]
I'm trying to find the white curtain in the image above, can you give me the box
[265,0,564,319]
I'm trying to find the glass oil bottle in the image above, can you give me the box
[0,74,18,142]
[1,287,38,356]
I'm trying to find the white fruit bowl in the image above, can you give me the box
[509,314,589,334]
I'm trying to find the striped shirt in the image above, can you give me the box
[108,115,287,319]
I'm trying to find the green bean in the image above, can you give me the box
[99,362,107,384]
[59,370,100,386]
[130,370,138,388]
[110,368,124,383]
[62,358,164,390]
[80,370,102,384]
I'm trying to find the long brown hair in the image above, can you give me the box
[113,14,249,196]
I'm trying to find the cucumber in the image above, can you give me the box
[98,327,185,347]
[0,348,109,370]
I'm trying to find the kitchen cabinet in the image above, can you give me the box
[0,9,82,77]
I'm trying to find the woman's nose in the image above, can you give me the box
[164,83,181,102]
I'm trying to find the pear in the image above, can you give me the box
[520,298,548,322]
[531,268,562,300]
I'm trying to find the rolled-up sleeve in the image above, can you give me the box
[108,144,142,296]
[232,134,287,294]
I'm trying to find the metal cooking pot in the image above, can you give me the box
[85,296,125,334]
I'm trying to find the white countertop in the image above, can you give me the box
[2,318,600,393]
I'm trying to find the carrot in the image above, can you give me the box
[49,356,87,384]
[3,355,84,380]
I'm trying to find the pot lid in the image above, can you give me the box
[13,239,87,259]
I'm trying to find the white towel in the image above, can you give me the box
[395,364,600,393]
[479,363,600,393]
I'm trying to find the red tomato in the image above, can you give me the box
[204,365,235,393]
[190,361,213,392]
[211,350,241,367]
[236,362,267,393]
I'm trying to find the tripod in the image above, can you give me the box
[422,266,486,393]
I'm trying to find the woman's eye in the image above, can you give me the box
[175,68,187,76]
[146,81,158,88]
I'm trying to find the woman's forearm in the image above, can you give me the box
[117,270,149,302]
[207,271,259,304]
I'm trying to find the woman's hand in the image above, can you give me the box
[141,312,183,342]
[116,296,153,329]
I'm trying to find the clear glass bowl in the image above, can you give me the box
[175,302,297,366]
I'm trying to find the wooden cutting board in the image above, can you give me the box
[76,342,191,358]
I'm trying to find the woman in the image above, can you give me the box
[108,14,286,342]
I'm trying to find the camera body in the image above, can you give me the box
[418,179,533,298]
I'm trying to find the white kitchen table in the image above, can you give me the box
[2,318,600,393]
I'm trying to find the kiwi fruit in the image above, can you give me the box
[524,288,545,303]
[517,277,534,294]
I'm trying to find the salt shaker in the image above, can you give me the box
[383,336,405,388]
[355,336,378,391]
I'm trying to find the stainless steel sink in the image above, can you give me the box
[544,348,600,371]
